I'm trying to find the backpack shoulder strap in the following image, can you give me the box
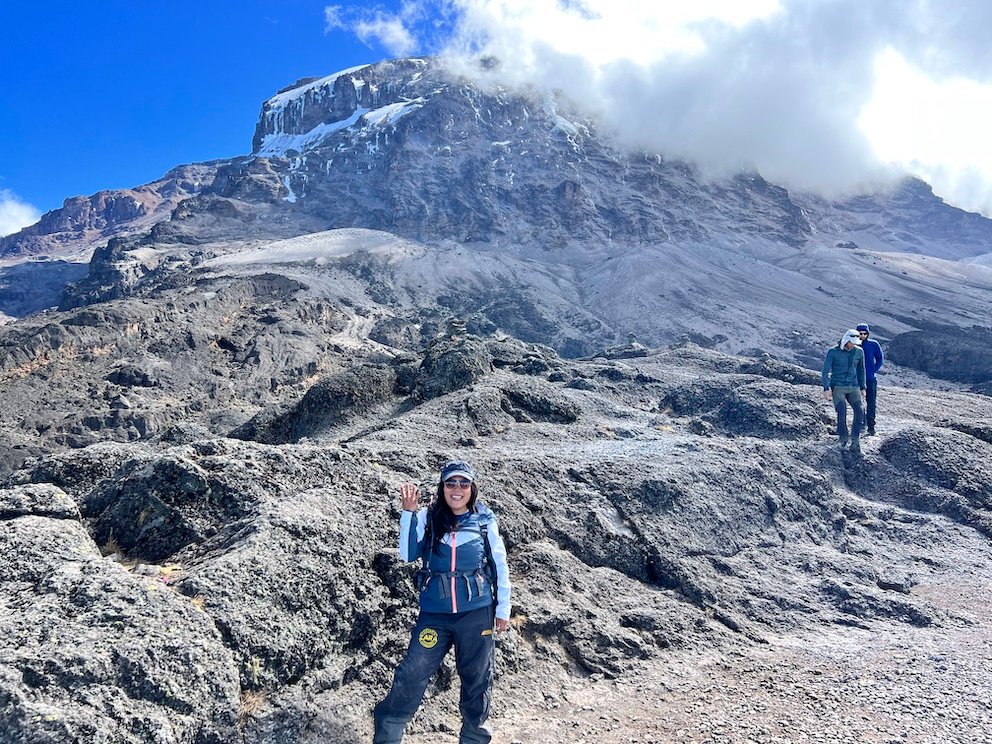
[420,512,434,571]
[476,504,496,569]
[478,520,499,607]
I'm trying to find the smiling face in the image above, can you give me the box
[442,477,473,514]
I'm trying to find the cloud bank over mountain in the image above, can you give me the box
[329,0,992,215]
[0,190,40,238]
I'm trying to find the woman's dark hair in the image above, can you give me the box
[427,481,479,553]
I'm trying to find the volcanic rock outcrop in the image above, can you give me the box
[4,330,992,742]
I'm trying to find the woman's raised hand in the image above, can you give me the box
[400,483,420,512]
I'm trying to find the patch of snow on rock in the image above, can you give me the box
[204,229,426,267]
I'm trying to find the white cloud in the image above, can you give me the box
[440,0,895,195]
[325,3,424,57]
[0,190,41,237]
[355,16,417,56]
[445,0,782,67]
[324,0,992,214]
[324,5,344,29]
[859,47,992,215]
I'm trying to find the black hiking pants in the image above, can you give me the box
[373,606,495,744]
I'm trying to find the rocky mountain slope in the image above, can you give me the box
[3,332,992,742]
[7,58,989,379]
[1,56,992,743]
[1,163,225,262]
[0,163,228,320]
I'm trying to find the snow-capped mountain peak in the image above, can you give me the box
[251,58,432,157]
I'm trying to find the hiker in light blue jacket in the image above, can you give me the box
[374,460,511,744]
[822,329,866,453]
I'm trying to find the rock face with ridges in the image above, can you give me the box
[0,273,349,469]
[251,61,431,153]
[232,363,401,444]
[229,58,815,250]
[416,334,495,400]
[2,58,991,388]
[217,57,992,263]
[0,163,226,260]
[799,177,992,259]
[20,56,987,384]
[0,260,89,320]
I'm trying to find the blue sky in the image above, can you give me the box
[3,1,992,237]
[0,1,409,219]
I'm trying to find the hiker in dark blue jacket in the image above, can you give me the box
[856,323,884,435]
[373,460,511,744]
[821,329,866,452]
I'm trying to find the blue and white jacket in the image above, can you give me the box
[399,503,511,621]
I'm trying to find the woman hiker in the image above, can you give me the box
[373,460,512,744]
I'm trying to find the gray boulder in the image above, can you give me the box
[0,483,241,743]
[660,376,822,439]
[888,326,992,386]
[865,427,992,534]
[415,335,494,401]
[232,364,399,444]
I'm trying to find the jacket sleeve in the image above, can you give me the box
[821,350,832,389]
[874,342,884,371]
[399,508,427,563]
[857,350,866,389]
[486,519,512,621]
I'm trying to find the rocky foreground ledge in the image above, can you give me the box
[2,338,992,742]
[0,483,239,742]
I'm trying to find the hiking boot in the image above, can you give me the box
[850,438,861,454]
[867,427,876,436]
[839,438,848,450]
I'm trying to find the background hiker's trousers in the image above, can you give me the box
[373,606,495,744]
[864,378,878,431]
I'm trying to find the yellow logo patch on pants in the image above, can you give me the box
[418,628,438,648]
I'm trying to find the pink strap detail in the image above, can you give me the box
[450,531,458,612]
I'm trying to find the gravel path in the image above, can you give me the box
[403,575,992,744]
